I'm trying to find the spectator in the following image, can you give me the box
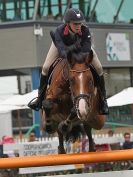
[1,136,14,144]
[28,132,37,142]
[108,130,121,150]
[122,132,133,149]
[108,130,114,137]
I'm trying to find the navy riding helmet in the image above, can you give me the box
[63,8,85,23]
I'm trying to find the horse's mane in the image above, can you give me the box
[67,49,99,87]
[67,49,93,64]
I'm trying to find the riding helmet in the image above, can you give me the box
[63,8,85,23]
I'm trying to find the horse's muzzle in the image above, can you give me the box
[74,94,92,121]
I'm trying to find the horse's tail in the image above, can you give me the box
[65,124,83,143]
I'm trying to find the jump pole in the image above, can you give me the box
[1,149,133,169]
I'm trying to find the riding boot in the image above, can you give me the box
[99,75,109,115]
[28,74,47,111]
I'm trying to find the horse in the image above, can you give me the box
[41,50,106,154]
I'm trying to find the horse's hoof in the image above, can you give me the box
[58,146,66,154]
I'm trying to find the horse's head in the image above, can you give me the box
[67,50,95,121]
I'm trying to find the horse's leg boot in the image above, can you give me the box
[28,74,47,111]
[99,75,109,115]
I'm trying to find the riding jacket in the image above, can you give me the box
[50,24,92,58]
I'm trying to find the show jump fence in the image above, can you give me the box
[0,149,133,169]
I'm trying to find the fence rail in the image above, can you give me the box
[0,149,133,169]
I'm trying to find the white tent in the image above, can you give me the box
[0,95,23,105]
[17,89,38,106]
[0,105,28,113]
[0,90,38,107]
[0,95,26,113]
[0,90,38,112]
[107,87,133,107]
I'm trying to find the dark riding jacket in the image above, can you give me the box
[50,24,92,58]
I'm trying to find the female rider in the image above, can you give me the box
[29,8,109,115]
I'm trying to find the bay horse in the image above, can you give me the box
[41,50,106,154]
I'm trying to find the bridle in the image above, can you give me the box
[69,66,93,119]
[69,68,90,73]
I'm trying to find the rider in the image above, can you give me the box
[28,8,109,115]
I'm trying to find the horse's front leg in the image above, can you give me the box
[57,130,66,154]
[42,99,57,134]
[83,124,96,152]
[58,107,76,134]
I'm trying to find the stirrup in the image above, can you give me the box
[28,97,41,111]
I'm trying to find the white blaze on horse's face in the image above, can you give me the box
[78,98,89,121]
[79,73,84,93]
[77,73,89,121]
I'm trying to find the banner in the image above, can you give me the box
[19,141,75,174]
[106,33,131,61]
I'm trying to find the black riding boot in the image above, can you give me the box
[99,75,109,115]
[28,74,47,111]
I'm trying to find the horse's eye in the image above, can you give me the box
[89,79,93,87]
[70,77,75,83]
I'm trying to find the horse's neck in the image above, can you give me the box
[49,58,66,81]
[46,58,69,99]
